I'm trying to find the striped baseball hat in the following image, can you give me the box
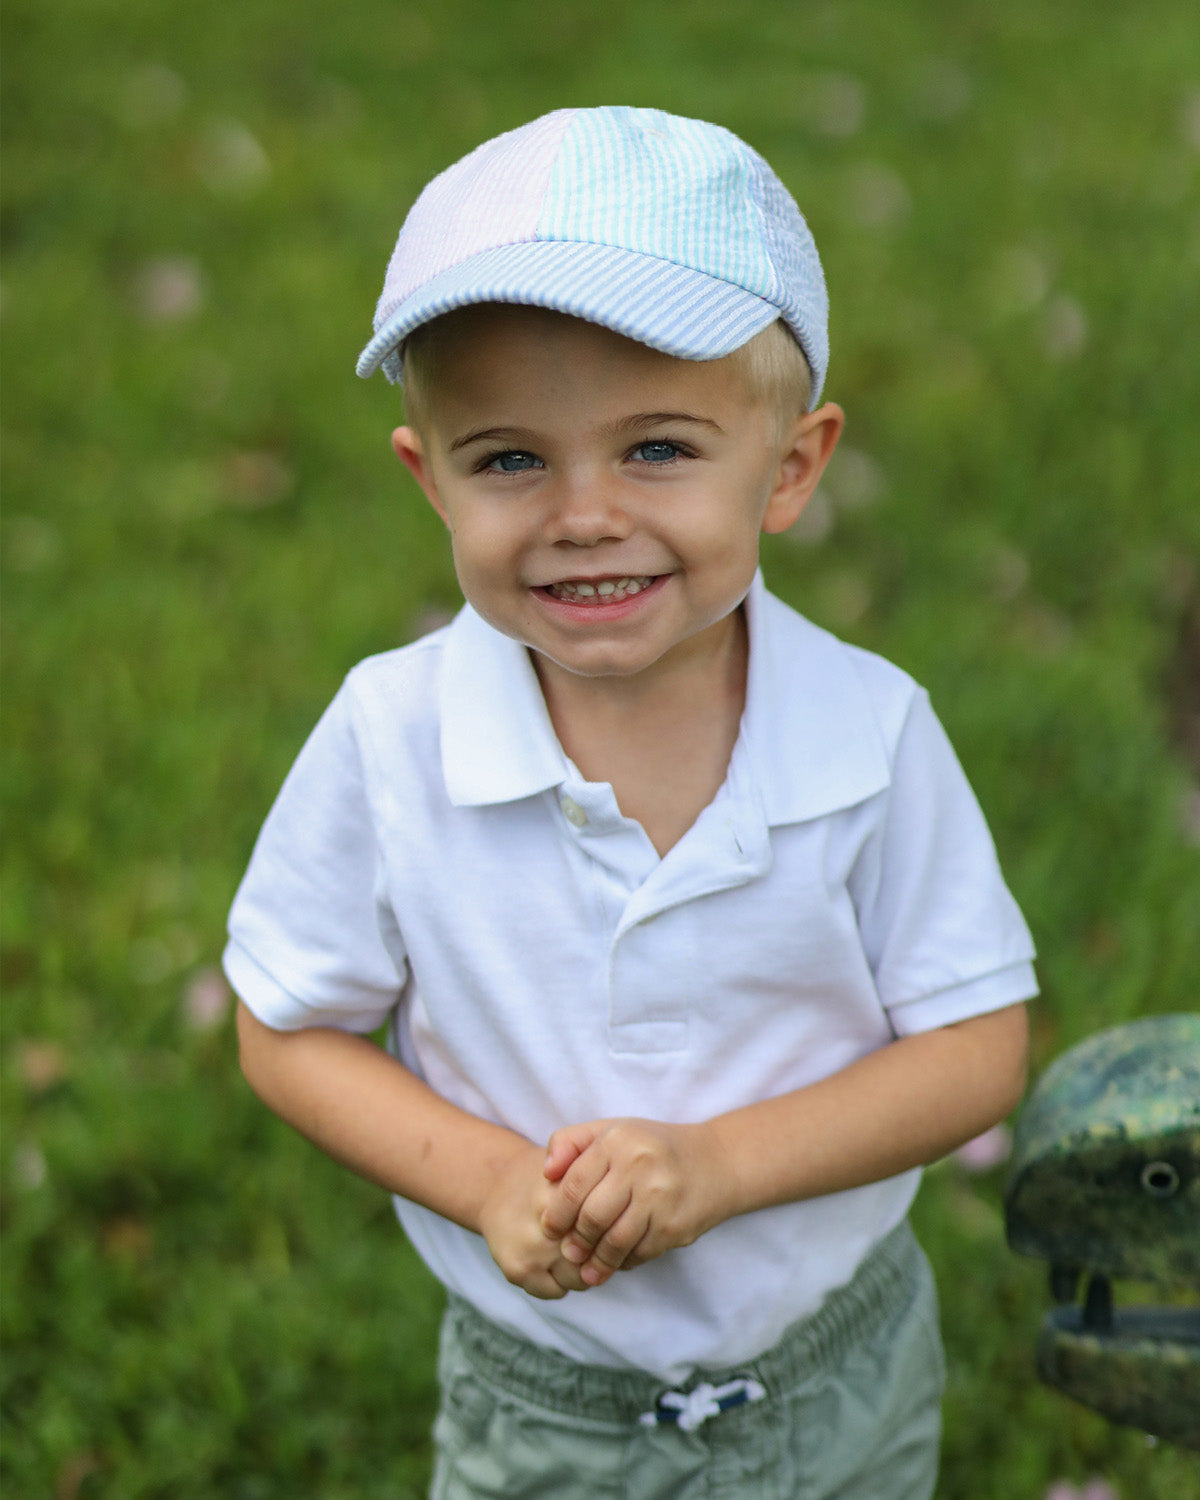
[356,106,829,402]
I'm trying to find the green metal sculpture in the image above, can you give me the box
[1005,1013,1200,1450]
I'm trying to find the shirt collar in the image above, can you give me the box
[739,575,891,825]
[440,604,569,806]
[439,574,892,820]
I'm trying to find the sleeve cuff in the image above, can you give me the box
[885,960,1038,1037]
[222,939,396,1035]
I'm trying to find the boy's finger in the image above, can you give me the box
[549,1258,592,1294]
[581,1204,650,1277]
[563,1180,632,1254]
[543,1122,601,1182]
[523,1272,568,1301]
[619,1226,657,1270]
[539,1153,611,1238]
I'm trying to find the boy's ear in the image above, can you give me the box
[391,426,448,523]
[760,403,845,535]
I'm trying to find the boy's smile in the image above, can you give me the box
[543,575,656,604]
[392,305,841,695]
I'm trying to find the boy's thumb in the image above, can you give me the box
[543,1124,591,1180]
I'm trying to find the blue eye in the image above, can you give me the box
[487,450,542,473]
[634,441,682,464]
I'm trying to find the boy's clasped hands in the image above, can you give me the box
[477,1118,732,1300]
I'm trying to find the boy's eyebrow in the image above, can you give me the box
[602,411,725,437]
[449,427,532,453]
[448,412,724,452]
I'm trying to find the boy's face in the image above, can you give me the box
[393,305,840,688]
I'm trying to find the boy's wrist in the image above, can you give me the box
[470,1135,543,1236]
[697,1115,752,1227]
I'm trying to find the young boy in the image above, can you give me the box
[228,107,1036,1498]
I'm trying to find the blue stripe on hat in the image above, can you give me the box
[356,239,782,380]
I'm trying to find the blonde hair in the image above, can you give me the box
[401,309,813,435]
[722,319,814,432]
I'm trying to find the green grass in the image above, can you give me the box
[4,0,1199,1494]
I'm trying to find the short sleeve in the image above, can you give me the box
[849,689,1037,1035]
[223,684,406,1033]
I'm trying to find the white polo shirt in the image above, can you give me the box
[225,575,1036,1380]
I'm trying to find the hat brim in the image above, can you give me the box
[355,239,787,382]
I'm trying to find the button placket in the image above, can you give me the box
[603,798,773,1055]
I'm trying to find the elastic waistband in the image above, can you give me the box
[443,1218,922,1426]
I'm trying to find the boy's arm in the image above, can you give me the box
[541,1001,1028,1284]
[236,1001,588,1299]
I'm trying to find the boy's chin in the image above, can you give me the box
[527,645,658,682]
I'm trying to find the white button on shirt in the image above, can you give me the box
[559,794,588,828]
[225,575,1037,1380]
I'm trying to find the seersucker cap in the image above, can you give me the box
[357,106,829,402]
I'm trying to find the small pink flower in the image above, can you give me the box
[183,967,232,1031]
[1044,1481,1120,1500]
[19,1040,67,1092]
[134,257,204,322]
[1080,1483,1119,1500]
[954,1122,1013,1173]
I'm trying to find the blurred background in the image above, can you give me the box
[3,1,1198,1495]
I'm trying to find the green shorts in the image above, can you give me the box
[430,1219,944,1500]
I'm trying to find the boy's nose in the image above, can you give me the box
[543,474,633,547]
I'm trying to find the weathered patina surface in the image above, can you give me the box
[1034,1308,1199,1449]
[1005,1014,1200,1449]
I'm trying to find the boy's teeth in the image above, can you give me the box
[550,576,654,602]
